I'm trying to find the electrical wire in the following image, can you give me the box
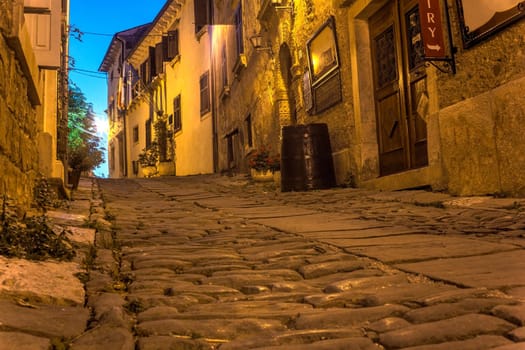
[70,68,106,75]
[70,70,107,80]
[69,29,166,38]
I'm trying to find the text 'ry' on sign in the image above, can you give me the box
[418,0,446,58]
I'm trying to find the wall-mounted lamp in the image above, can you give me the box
[249,34,273,55]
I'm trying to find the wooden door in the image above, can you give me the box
[370,0,428,176]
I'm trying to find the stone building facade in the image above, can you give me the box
[101,0,524,196]
[0,0,69,208]
[214,0,525,196]
[101,0,215,179]
[99,24,151,178]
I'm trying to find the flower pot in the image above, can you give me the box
[68,170,82,190]
[273,170,281,187]
[158,161,176,176]
[141,165,158,178]
[251,168,274,182]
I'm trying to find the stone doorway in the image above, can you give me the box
[369,0,429,176]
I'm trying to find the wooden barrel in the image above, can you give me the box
[281,123,336,192]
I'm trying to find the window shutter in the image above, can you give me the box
[145,118,152,147]
[221,46,228,87]
[149,47,156,80]
[173,95,182,132]
[194,0,206,33]
[155,42,163,75]
[165,30,179,60]
[140,60,149,86]
[234,4,244,55]
[162,35,169,61]
[200,71,210,115]
[194,0,212,33]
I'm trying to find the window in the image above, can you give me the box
[199,71,210,115]
[133,126,139,143]
[145,118,152,147]
[163,30,179,60]
[157,120,168,162]
[155,42,163,76]
[226,129,239,169]
[149,47,157,79]
[234,3,244,56]
[117,133,126,175]
[110,145,115,170]
[173,95,182,132]
[194,0,213,34]
[140,59,150,85]
[245,114,253,148]
[108,101,115,123]
[221,45,228,88]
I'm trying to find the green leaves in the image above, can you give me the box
[0,196,75,261]
[67,83,105,172]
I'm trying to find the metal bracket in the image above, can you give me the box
[425,55,456,74]
[424,1,457,75]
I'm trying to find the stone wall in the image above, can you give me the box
[214,0,525,195]
[215,0,355,182]
[438,5,525,108]
[0,0,39,208]
[291,3,355,184]
[436,3,525,196]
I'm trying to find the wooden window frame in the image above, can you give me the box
[245,114,253,148]
[140,59,150,86]
[155,42,164,76]
[199,71,210,116]
[149,47,156,80]
[132,125,139,143]
[163,30,179,60]
[145,118,152,147]
[221,45,228,88]
[173,95,182,133]
[234,3,244,56]
[194,0,213,34]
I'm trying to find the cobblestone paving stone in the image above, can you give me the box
[72,175,525,349]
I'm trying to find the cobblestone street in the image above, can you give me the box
[2,175,525,349]
[87,175,525,349]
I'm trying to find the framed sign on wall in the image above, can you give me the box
[457,0,525,48]
[306,16,340,86]
[305,16,343,114]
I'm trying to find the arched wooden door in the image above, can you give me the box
[370,0,429,176]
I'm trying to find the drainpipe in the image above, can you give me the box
[115,36,128,177]
[209,25,219,173]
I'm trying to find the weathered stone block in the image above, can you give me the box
[439,93,500,195]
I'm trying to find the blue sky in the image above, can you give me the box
[69,0,165,176]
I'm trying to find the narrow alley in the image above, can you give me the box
[79,175,525,349]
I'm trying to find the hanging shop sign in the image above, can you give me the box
[418,0,446,58]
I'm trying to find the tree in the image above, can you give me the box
[67,84,105,178]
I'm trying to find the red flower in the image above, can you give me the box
[248,146,280,172]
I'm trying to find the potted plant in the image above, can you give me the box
[138,142,159,177]
[248,145,280,181]
[68,144,104,188]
